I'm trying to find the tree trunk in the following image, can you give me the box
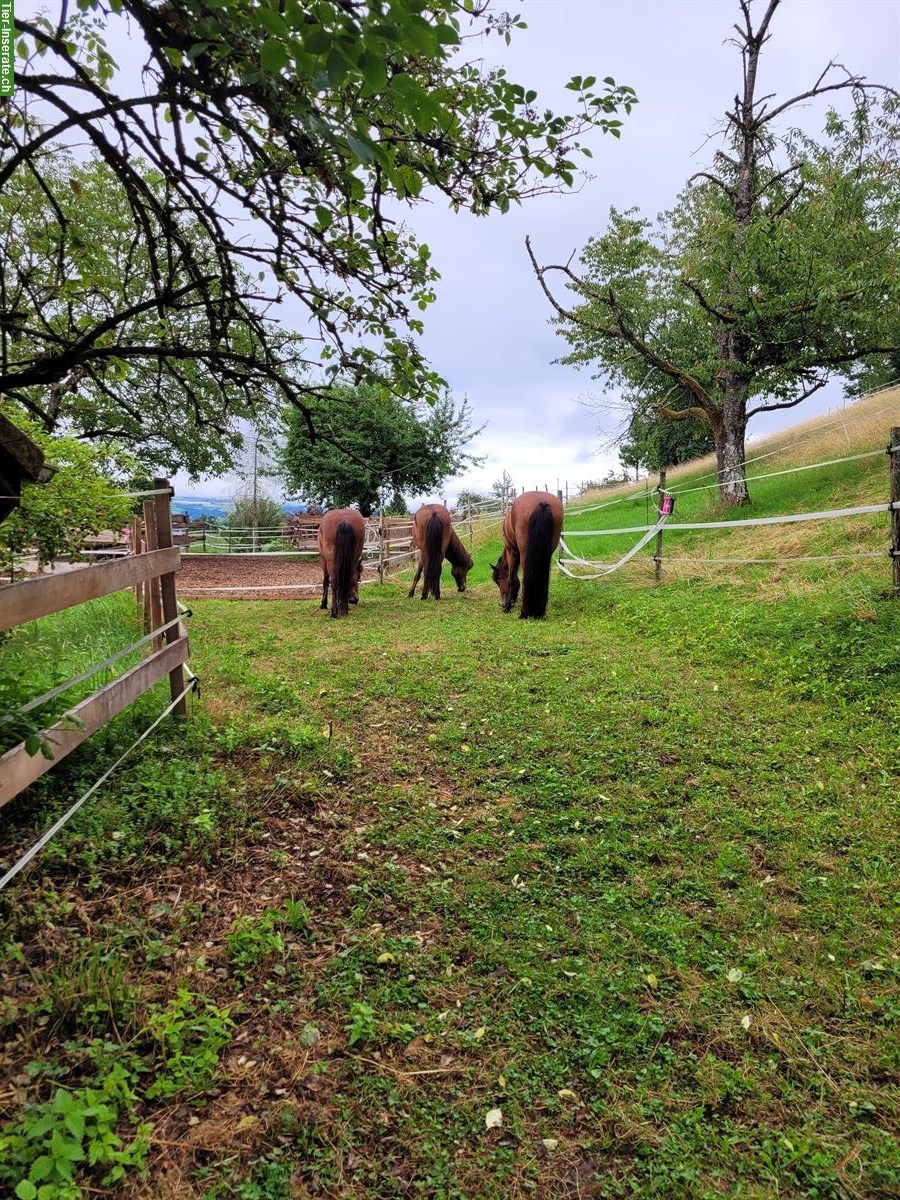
[714,377,750,505]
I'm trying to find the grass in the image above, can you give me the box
[0,593,146,756]
[0,399,899,1198]
[563,385,900,584]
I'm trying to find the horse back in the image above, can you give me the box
[510,490,563,551]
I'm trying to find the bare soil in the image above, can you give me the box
[177,554,324,601]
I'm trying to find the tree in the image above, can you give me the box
[844,349,900,400]
[0,155,278,477]
[492,470,516,506]
[222,493,285,550]
[4,2,636,442]
[0,419,135,579]
[619,405,713,476]
[456,489,490,510]
[529,0,900,504]
[385,495,411,517]
[280,383,483,516]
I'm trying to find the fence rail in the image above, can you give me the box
[559,433,900,591]
[0,478,192,823]
[0,548,179,631]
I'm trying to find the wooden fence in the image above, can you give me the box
[0,479,189,810]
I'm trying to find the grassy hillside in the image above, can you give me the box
[563,387,900,584]
[1,392,899,1199]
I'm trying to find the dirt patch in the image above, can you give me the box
[177,554,324,601]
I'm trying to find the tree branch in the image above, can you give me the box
[525,236,715,412]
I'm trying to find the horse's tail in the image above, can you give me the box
[332,520,357,616]
[423,512,444,598]
[522,502,556,619]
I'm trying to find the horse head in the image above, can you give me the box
[490,554,510,607]
[451,562,470,592]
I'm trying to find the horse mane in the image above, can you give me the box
[445,529,473,570]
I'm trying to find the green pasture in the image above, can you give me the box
[561,448,890,568]
[1,542,898,1198]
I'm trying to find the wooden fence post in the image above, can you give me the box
[142,499,160,639]
[152,478,188,717]
[891,427,900,597]
[131,516,143,610]
[654,467,667,584]
[378,510,386,585]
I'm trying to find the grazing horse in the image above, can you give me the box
[408,504,471,599]
[317,508,366,618]
[445,528,473,592]
[491,490,563,619]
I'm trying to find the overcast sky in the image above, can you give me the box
[402,0,900,505]
[108,0,900,503]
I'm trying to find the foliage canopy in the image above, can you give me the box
[0,156,277,477]
[3,0,635,460]
[530,0,900,503]
[0,419,134,577]
[280,383,482,515]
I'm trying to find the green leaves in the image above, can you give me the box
[260,39,288,75]
[280,381,482,516]
[0,1070,149,1199]
[5,0,638,469]
[253,5,289,38]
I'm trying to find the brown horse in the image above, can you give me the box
[491,490,563,619]
[318,508,366,618]
[408,504,471,599]
[445,528,474,592]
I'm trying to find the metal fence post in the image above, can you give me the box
[654,467,667,584]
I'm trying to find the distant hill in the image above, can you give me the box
[172,496,308,522]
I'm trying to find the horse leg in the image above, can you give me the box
[408,557,423,598]
[320,568,329,610]
[350,558,362,604]
[516,551,530,616]
[503,549,520,612]
[420,554,431,600]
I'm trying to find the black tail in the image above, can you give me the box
[332,521,357,617]
[422,512,444,599]
[521,502,555,619]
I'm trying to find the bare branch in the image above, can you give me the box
[679,277,735,324]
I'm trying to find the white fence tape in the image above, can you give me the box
[558,516,669,579]
[563,502,897,538]
[668,448,885,498]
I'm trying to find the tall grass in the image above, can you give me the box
[0,593,147,754]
